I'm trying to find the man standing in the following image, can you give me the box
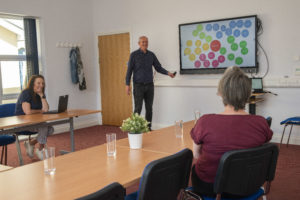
[125,36,175,130]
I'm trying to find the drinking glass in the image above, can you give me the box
[194,110,201,124]
[106,133,116,156]
[43,147,56,175]
[175,120,183,138]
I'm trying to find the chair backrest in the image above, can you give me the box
[0,103,16,118]
[266,117,272,127]
[214,143,279,196]
[75,182,125,200]
[137,148,193,200]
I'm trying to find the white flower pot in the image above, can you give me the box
[128,133,143,149]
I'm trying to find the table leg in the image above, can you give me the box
[249,103,256,115]
[60,117,75,155]
[249,96,256,115]
[70,117,75,152]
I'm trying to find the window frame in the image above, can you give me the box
[0,13,40,104]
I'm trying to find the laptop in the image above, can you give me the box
[251,78,265,93]
[43,95,68,114]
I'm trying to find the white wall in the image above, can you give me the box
[92,0,300,144]
[0,0,101,129]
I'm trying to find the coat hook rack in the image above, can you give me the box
[56,42,82,48]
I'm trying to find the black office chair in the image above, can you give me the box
[75,182,126,200]
[182,143,279,200]
[0,103,37,165]
[266,117,272,128]
[125,148,193,200]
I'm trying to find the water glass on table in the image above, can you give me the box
[43,147,56,175]
[106,133,116,156]
[175,120,183,138]
[194,110,201,124]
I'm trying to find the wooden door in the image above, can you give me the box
[98,33,132,126]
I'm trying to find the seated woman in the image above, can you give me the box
[190,66,273,198]
[15,75,54,160]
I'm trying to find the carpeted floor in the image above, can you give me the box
[3,125,300,199]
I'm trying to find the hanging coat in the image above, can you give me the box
[70,48,79,84]
[69,47,87,90]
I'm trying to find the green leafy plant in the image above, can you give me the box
[120,113,150,134]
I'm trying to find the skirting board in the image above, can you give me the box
[152,123,300,145]
[53,118,101,134]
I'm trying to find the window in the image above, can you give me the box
[0,15,39,104]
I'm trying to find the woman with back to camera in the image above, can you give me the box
[190,66,273,198]
[15,75,54,160]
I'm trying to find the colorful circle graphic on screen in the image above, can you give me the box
[204,60,210,68]
[241,29,249,37]
[203,43,209,51]
[235,57,243,65]
[199,32,206,39]
[241,48,248,55]
[194,48,202,55]
[240,40,247,48]
[197,24,203,31]
[195,40,202,47]
[206,24,212,31]
[205,35,212,43]
[208,52,215,59]
[212,60,219,68]
[216,31,223,39]
[221,25,226,32]
[226,28,232,36]
[228,53,235,61]
[213,24,219,31]
[236,20,243,28]
[244,20,252,28]
[220,47,226,55]
[229,21,236,29]
[231,43,238,51]
[194,60,201,68]
[218,55,225,63]
[189,54,196,61]
[193,30,198,37]
[199,53,206,61]
[186,40,193,47]
[210,40,221,52]
[227,36,235,44]
[184,48,191,55]
[233,29,240,37]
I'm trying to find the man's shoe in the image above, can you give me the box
[24,141,34,158]
[35,148,44,160]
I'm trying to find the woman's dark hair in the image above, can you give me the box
[218,66,251,111]
[25,74,45,102]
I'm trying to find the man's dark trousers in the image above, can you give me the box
[133,82,154,129]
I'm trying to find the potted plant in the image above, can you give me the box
[120,113,149,149]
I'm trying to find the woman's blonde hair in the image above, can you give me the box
[218,66,251,111]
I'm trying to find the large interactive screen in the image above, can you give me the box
[179,15,258,74]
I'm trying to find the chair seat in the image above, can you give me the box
[125,191,138,200]
[280,117,300,125]
[0,135,16,146]
[186,187,264,200]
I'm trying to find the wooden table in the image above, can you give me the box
[0,164,13,172]
[0,109,101,165]
[117,121,195,154]
[0,145,168,200]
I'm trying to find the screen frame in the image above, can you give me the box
[179,15,258,74]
